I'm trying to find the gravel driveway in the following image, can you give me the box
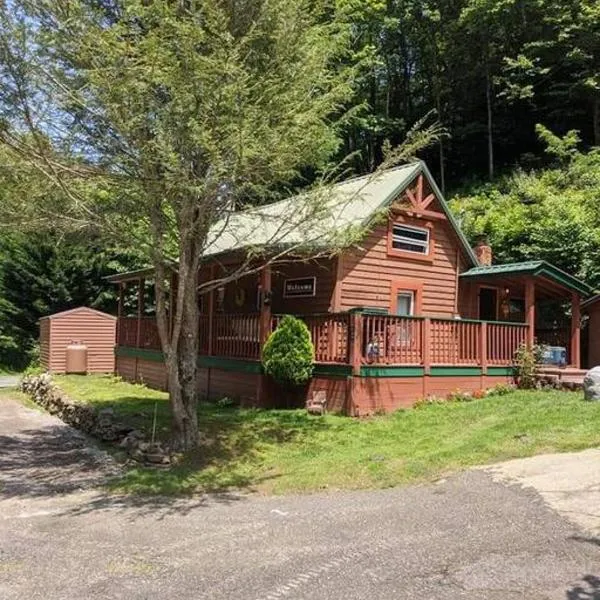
[1,395,599,600]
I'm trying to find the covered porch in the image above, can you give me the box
[459,261,592,369]
[113,261,534,374]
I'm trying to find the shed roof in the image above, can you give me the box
[40,306,116,321]
[460,261,592,296]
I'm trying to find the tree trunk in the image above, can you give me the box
[486,67,494,180]
[593,96,600,147]
[155,231,202,452]
[170,252,201,450]
[167,345,200,451]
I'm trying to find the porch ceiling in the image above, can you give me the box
[460,261,593,299]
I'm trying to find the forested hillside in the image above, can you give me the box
[342,0,599,185]
[0,0,598,370]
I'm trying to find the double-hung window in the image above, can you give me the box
[391,223,430,255]
[396,291,415,316]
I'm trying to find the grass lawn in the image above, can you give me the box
[52,374,600,496]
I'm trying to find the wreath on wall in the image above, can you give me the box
[234,287,246,307]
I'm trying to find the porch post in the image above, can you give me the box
[207,264,215,356]
[256,265,272,407]
[422,317,431,375]
[136,278,144,349]
[570,292,581,369]
[349,312,363,376]
[480,322,488,373]
[116,282,124,345]
[525,278,535,348]
[258,264,272,348]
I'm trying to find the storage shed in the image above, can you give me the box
[40,307,117,374]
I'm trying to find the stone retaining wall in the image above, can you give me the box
[20,374,170,465]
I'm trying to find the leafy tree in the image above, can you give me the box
[450,129,600,289]
[0,0,440,449]
[502,0,600,145]
[262,316,314,387]
[0,231,138,369]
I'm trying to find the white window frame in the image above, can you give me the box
[391,223,430,255]
[396,291,415,316]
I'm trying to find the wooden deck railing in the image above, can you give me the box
[360,314,528,367]
[487,322,528,365]
[212,313,261,359]
[117,312,529,367]
[118,316,138,347]
[272,313,351,364]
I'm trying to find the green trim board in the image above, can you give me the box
[359,365,516,378]
[360,366,425,377]
[115,347,515,378]
[197,355,262,373]
[487,366,515,376]
[313,364,353,377]
[115,346,164,362]
[429,366,481,377]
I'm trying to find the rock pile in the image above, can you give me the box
[20,374,171,466]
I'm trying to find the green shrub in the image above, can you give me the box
[262,315,314,387]
[485,383,515,397]
[514,343,545,389]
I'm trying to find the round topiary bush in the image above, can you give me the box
[262,315,314,386]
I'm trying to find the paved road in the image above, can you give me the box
[1,397,599,600]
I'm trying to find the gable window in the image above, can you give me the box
[391,223,429,255]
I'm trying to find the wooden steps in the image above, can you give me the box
[537,366,587,389]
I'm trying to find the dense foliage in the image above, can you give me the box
[262,316,314,387]
[0,233,137,369]
[450,134,600,288]
[343,0,600,183]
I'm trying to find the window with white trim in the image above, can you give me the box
[391,223,430,254]
[396,291,414,316]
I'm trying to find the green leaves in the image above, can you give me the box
[450,133,600,289]
[262,315,314,387]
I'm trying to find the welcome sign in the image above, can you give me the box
[283,277,316,298]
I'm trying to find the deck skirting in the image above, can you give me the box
[115,347,515,415]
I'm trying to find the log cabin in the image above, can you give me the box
[108,161,592,414]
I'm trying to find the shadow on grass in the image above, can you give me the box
[86,396,335,496]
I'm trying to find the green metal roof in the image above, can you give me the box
[460,260,592,296]
[105,161,481,284]
[203,161,479,266]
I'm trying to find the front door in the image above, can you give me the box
[479,287,497,321]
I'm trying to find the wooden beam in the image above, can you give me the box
[258,265,272,348]
[207,265,215,356]
[570,292,581,368]
[525,278,535,347]
[136,278,144,349]
[396,207,447,221]
[405,187,418,207]
[349,312,363,376]
[416,174,423,205]
[420,193,436,210]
